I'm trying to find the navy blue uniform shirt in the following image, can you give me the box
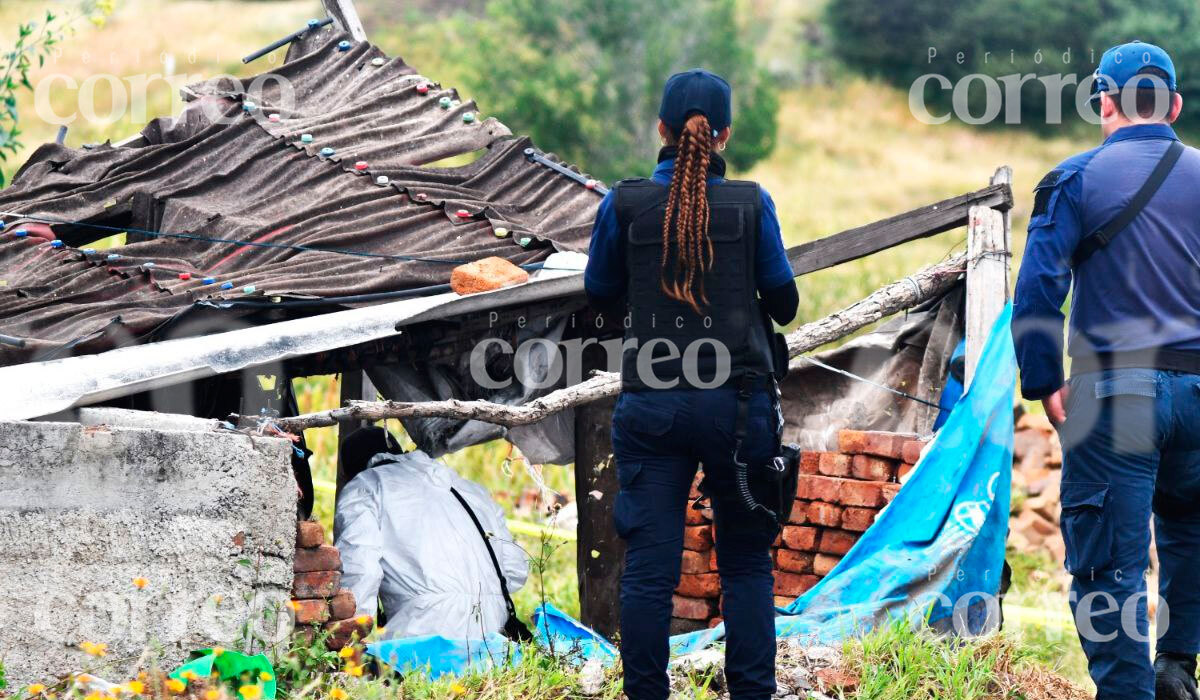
[584,158,793,299]
[1014,123,1200,399]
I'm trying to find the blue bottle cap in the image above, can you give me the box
[202,277,216,284]
[220,281,234,290]
[300,133,314,144]
[143,261,155,268]
[242,285,256,294]
[14,229,28,238]
[106,253,121,261]
[50,240,64,248]
[462,112,476,123]
[82,248,96,254]
[307,18,321,27]
[519,237,532,247]
[243,101,257,112]
[320,147,335,157]
[337,40,352,51]
[438,96,452,109]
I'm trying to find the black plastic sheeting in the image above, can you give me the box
[0,31,602,365]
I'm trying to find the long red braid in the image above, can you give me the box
[661,113,716,315]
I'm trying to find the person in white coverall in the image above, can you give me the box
[333,427,529,640]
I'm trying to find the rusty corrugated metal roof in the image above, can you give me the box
[0,31,602,365]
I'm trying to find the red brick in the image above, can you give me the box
[841,507,879,532]
[814,553,842,576]
[296,520,325,548]
[294,545,342,573]
[839,480,884,508]
[799,451,821,475]
[774,596,795,608]
[681,550,711,574]
[776,549,814,574]
[673,595,717,620]
[901,439,927,465]
[807,501,843,527]
[708,616,724,629]
[817,452,852,478]
[819,530,859,555]
[683,525,713,551]
[851,454,897,482]
[292,599,329,625]
[709,548,719,570]
[685,504,708,525]
[837,429,870,455]
[881,483,902,504]
[774,571,820,598]
[293,571,341,599]
[787,500,810,525]
[324,616,373,650]
[329,588,356,620]
[781,525,819,551]
[797,474,841,502]
[676,573,720,598]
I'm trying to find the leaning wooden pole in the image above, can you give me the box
[256,255,968,433]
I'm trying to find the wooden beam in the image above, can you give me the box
[323,0,368,42]
[787,182,1012,277]
[964,205,1009,386]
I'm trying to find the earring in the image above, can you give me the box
[717,141,727,151]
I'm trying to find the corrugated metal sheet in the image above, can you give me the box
[0,31,602,365]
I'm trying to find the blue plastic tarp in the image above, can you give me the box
[368,633,519,677]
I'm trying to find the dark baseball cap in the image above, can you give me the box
[1091,40,1177,102]
[659,69,732,132]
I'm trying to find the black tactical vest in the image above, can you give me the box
[613,178,777,391]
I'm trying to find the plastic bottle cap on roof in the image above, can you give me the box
[308,18,321,27]
[268,114,281,122]
[354,161,369,171]
[585,179,597,189]
[82,248,96,254]
[438,97,452,109]
[371,57,386,67]
[519,237,532,247]
[106,253,121,261]
[143,262,155,268]
[220,282,234,290]
[416,83,431,94]
[179,272,191,281]
[376,176,390,186]
[462,112,476,123]
[300,134,314,143]
[50,240,64,248]
[320,147,335,157]
[494,227,509,238]
[338,40,352,51]
[455,209,471,218]
[14,229,27,238]
[415,193,428,200]
[243,101,257,112]
[202,277,216,284]
[243,285,256,294]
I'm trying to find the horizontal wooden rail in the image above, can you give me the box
[787,182,1012,277]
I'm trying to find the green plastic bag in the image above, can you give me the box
[169,649,277,699]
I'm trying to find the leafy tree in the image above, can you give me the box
[1,0,116,186]
[453,0,777,182]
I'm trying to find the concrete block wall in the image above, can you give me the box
[0,409,297,687]
[672,430,920,632]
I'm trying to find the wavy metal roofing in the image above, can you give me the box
[0,29,602,366]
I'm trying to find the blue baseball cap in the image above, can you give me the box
[1091,40,1177,102]
[659,69,732,132]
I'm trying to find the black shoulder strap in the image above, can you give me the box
[448,486,531,641]
[1072,140,1185,267]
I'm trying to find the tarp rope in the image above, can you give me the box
[794,354,941,409]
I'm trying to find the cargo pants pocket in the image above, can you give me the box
[1060,481,1113,578]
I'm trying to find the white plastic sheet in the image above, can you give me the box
[334,450,528,640]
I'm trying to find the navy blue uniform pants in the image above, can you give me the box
[611,387,778,700]
[1058,369,1200,700]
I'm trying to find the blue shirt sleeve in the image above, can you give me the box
[1012,170,1084,400]
[584,190,625,298]
[756,187,793,291]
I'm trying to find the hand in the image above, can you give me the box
[1042,384,1070,426]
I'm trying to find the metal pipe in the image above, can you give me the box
[242,18,334,64]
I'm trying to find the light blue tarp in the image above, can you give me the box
[368,304,1016,672]
[368,634,519,677]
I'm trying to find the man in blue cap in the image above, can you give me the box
[1013,41,1200,700]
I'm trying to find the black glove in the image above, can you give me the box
[1156,652,1200,700]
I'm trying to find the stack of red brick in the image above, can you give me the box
[292,521,371,649]
[671,429,927,631]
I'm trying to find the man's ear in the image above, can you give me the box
[1168,92,1184,123]
[1099,92,1119,122]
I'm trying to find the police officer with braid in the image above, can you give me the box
[1014,42,1200,700]
[585,70,798,700]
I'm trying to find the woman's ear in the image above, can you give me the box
[658,120,672,145]
[716,126,732,150]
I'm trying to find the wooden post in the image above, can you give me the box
[574,395,622,639]
[322,0,368,42]
[964,203,1009,387]
[335,371,378,495]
